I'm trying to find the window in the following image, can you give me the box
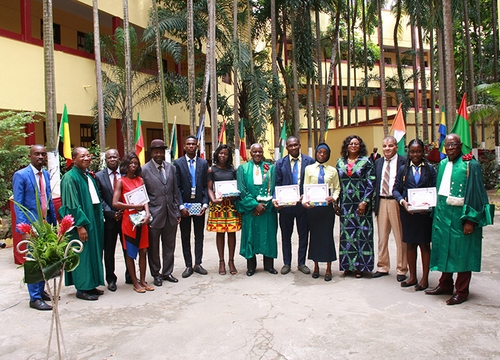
[146,129,163,147]
[77,31,87,51]
[40,20,61,45]
[384,57,392,65]
[80,124,94,148]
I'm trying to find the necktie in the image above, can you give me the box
[39,171,47,219]
[414,166,420,184]
[112,170,118,189]
[318,165,325,184]
[189,159,196,188]
[382,159,390,195]
[292,159,298,185]
[158,165,166,183]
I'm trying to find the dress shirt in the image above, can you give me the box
[303,162,340,201]
[29,164,44,192]
[379,155,398,196]
[107,168,121,190]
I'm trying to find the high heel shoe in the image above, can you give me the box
[228,260,237,275]
[219,260,226,275]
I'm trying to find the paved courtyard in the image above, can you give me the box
[1,212,499,359]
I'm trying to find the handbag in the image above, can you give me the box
[129,210,153,227]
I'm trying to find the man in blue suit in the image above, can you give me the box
[13,145,57,311]
[273,136,315,275]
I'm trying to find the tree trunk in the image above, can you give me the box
[429,28,437,142]
[233,0,240,151]
[290,10,300,137]
[378,0,388,134]
[209,0,217,155]
[187,0,196,134]
[93,0,106,158]
[271,0,279,149]
[122,0,133,152]
[442,0,457,129]
[43,0,57,152]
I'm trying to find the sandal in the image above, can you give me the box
[133,286,146,293]
[219,260,226,275]
[142,283,155,291]
[355,271,363,278]
[228,260,237,275]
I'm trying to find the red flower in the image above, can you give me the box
[263,164,270,171]
[58,215,75,236]
[88,170,96,179]
[17,223,33,235]
[462,154,473,161]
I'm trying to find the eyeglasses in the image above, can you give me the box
[444,142,461,149]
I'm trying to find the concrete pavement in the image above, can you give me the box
[1,213,499,359]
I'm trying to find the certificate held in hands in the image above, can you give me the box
[302,184,329,207]
[124,185,150,205]
[275,185,300,206]
[407,187,436,211]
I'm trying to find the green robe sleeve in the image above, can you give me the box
[460,160,495,227]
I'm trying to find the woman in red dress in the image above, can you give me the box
[112,152,153,293]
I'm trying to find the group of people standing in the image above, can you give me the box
[14,132,493,311]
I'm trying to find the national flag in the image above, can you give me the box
[197,115,205,159]
[58,104,72,167]
[438,105,447,159]
[450,93,472,154]
[279,122,287,158]
[134,113,145,165]
[239,118,247,161]
[170,116,178,160]
[390,104,406,156]
[218,119,227,145]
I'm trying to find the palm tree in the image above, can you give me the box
[378,0,388,134]
[43,0,57,153]
[187,0,196,134]
[442,0,456,129]
[122,0,134,152]
[93,0,106,158]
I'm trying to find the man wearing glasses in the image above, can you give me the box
[425,134,494,305]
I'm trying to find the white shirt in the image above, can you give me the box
[379,155,398,196]
[107,168,121,190]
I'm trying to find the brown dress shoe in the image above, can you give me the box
[424,286,454,295]
[446,294,467,305]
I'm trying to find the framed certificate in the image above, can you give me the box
[275,185,300,206]
[124,185,150,205]
[302,184,329,206]
[214,180,240,198]
[407,187,437,211]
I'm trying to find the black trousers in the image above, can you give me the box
[247,255,275,271]
[103,220,130,284]
[180,214,205,267]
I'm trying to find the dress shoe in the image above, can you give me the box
[400,280,417,288]
[372,271,389,278]
[182,267,194,278]
[414,284,428,291]
[425,286,454,296]
[162,274,178,283]
[107,282,117,292]
[397,275,407,282]
[29,299,52,311]
[446,294,467,305]
[312,272,320,279]
[76,291,99,301]
[281,265,291,275]
[89,288,104,296]
[41,291,51,301]
[265,268,278,274]
[194,264,208,275]
[246,269,255,276]
[298,264,311,274]
[153,276,163,286]
[324,273,332,282]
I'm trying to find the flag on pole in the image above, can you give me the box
[438,105,447,159]
[197,115,205,159]
[279,122,287,158]
[170,116,178,160]
[390,104,406,156]
[134,113,145,165]
[450,93,472,154]
[218,119,227,145]
[59,104,72,167]
[239,118,247,161]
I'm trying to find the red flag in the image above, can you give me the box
[239,118,247,161]
[218,120,226,144]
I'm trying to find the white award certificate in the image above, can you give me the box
[214,180,240,198]
[302,184,329,206]
[407,187,437,211]
[275,185,300,206]
[124,185,150,205]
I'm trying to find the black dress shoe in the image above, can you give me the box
[246,269,255,276]
[400,280,417,288]
[324,273,332,282]
[162,274,178,283]
[76,291,99,301]
[89,288,104,296]
[108,282,117,292]
[425,286,454,296]
[265,268,278,274]
[29,299,52,311]
[312,272,320,279]
[41,291,51,301]
[372,271,389,278]
[194,264,208,275]
[397,275,407,282]
[125,277,133,285]
[153,276,163,286]
[446,294,467,305]
[182,267,194,278]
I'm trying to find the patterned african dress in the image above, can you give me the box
[336,156,376,272]
[206,166,242,233]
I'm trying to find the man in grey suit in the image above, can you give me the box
[95,149,130,291]
[174,135,209,278]
[142,139,181,287]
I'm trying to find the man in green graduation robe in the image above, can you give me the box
[236,143,278,276]
[60,147,105,301]
[426,134,494,305]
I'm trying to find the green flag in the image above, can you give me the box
[279,122,287,158]
[450,94,472,154]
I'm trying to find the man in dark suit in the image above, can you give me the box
[370,147,381,162]
[95,149,130,292]
[142,139,181,287]
[174,135,209,278]
[373,136,408,281]
[273,136,315,275]
[13,145,57,310]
